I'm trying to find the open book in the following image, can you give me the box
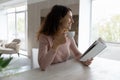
[80,38,107,61]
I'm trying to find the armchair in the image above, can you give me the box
[0,39,21,56]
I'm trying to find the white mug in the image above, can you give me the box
[67,31,75,39]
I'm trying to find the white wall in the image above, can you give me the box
[27,0,79,57]
[41,4,79,17]
[78,0,91,53]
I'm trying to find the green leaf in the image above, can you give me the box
[0,57,13,68]
[0,57,4,65]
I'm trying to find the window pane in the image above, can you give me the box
[0,10,7,40]
[7,5,27,50]
[7,13,16,42]
[91,0,120,43]
[7,8,15,13]
[16,12,26,50]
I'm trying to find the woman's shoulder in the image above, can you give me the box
[38,34,49,44]
[39,34,53,42]
[39,33,49,39]
[39,34,53,46]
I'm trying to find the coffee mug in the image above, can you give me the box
[67,31,75,39]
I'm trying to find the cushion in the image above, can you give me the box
[5,42,17,49]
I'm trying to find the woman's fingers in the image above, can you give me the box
[81,58,93,66]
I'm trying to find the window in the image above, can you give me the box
[0,9,7,40]
[91,0,120,43]
[7,5,27,50]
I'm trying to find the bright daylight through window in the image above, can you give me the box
[7,5,27,50]
[91,0,120,43]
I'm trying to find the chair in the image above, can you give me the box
[0,39,21,56]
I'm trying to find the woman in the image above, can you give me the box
[37,5,92,71]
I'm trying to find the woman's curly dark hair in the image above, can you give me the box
[37,5,71,40]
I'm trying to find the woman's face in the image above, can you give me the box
[60,11,74,31]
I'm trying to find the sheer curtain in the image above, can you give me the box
[0,9,7,42]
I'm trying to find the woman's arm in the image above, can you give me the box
[38,33,68,70]
[38,35,57,71]
[69,38,82,60]
[69,38,93,66]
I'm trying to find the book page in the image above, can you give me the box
[80,38,107,61]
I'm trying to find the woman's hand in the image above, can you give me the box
[80,58,93,66]
[75,54,93,66]
[52,33,66,49]
[52,29,68,49]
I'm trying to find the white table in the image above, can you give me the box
[1,57,120,80]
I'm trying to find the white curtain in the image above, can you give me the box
[0,9,7,42]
